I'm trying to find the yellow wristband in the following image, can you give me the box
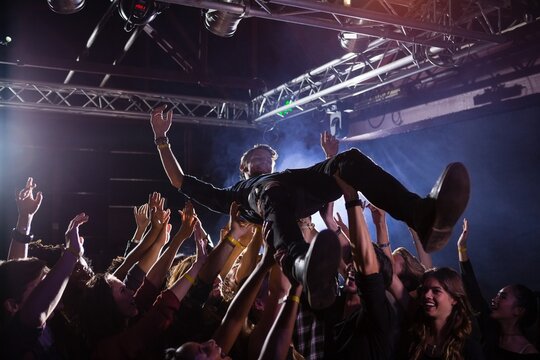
[458,247,467,253]
[288,295,300,304]
[157,143,170,150]
[183,273,195,285]
[224,234,245,248]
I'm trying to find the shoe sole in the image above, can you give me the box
[424,162,470,252]
[303,229,341,310]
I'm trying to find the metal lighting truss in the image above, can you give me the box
[250,39,492,124]
[0,80,254,128]
[178,0,526,125]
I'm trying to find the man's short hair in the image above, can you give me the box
[239,144,278,179]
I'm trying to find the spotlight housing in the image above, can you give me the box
[47,0,85,14]
[327,104,350,139]
[118,0,166,32]
[204,0,245,37]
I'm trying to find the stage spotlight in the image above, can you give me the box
[339,30,370,53]
[47,0,85,14]
[0,36,12,46]
[118,0,166,32]
[204,0,244,37]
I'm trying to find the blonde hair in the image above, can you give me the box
[167,255,196,288]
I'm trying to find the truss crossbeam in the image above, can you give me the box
[0,80,254,128]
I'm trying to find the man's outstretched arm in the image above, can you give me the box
[151,105,184,189]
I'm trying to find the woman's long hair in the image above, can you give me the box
[508,284,538,330]
[409,267,474,360]
[393,247,425,291]
[78,273,126,348]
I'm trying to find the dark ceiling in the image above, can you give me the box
[1,0,346,100]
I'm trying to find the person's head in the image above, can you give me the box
[392,247,425,291]
[79,273,137,346]
[410,267,474,360]
[0,257,48,323]
[170,339,231,360]
[491,284,538,330]
[239,144,277,179]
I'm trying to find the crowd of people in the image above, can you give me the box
[1,106,538,360]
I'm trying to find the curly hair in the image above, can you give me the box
[409,267,474,360]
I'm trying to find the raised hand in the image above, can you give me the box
[150,105,173,139]
[228,202,251,239]
[65,213,89,257]
[368,204,385,225]
[176,201,197,240]
[261,224,277,269]
[150,196,170,229]
[16,177,43,218]
[334,212,350,237]
[133,203,150,231]
[194,230,209,265]
[148,192,164,211]
[320,130,339,159]
[457,218,468,249]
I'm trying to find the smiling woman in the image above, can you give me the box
[408,267,484,360]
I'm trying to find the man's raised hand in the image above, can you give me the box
[150,104,173,139]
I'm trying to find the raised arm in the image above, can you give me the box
[114,193,168,280]
[198,202,252,285]
[258,282,302,360]
[320,130,339,159]
[408,227,433,269]
[457,218,469,263]
[9,177,43,260]
[19,213,88,328]
[168,233,208,302]
[151,105,184,189]
[334,173,379,275]
[146,201,197,288]
[124,203,151,256]
[213,237,275,355]
[456,219,488,313]
[368,204,392,260]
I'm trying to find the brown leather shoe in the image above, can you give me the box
[293,229,341,310]
[421,162,470,253]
